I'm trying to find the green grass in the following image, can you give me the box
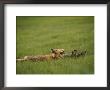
[16,16,94,74]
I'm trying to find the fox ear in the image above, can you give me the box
[51,48,54,51]
[51,48,55,53]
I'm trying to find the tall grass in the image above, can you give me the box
[16,16,94,74]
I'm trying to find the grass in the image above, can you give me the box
[16,16,94,74]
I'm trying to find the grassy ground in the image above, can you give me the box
[16,16,94,74]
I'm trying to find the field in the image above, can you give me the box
[16,16,94,74]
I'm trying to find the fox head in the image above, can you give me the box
[51,48,65,55]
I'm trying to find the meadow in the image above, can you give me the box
[16,16,94,74]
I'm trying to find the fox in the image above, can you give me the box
[16,48,65,62]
